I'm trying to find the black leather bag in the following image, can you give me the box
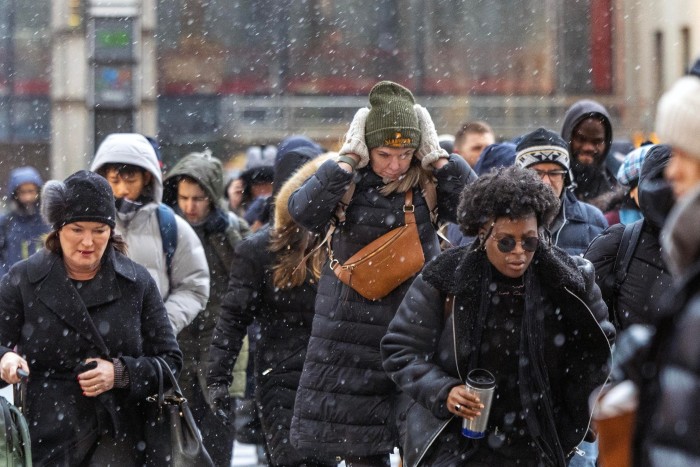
[143,357,213,467]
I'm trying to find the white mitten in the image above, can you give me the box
[339,107,371,168]
[414,104,449,169]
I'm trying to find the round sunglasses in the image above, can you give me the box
[492,235,540,253]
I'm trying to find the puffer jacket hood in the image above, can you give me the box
[8,166,43,196]
[561,99,614,164]
[638,144,673,231]
[162,150,224,208]
[90,133,163,203]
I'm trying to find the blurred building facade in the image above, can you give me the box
[0,0,698,186]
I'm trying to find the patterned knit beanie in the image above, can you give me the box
[616,144,653,188]
[364,81,421,150]
[515,127,573,186]
[656,57,700,160]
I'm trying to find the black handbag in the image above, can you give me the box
[143,357,214,467]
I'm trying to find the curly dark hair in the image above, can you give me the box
[457,166,560,236]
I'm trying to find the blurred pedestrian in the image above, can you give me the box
[561,100,625,216]
[0,166,50,277]
[287,80,474,466]
[240,145,275,231]
[382,166,614,467]
[453,120,495,168]
[225,176,247,217]
[163,150,251,466]
[208,149,335,467]
[629,56,700,466]
[585,144,674,330]
[0,170,182,465]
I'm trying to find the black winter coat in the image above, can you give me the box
[208,227,329,466]
[584,221,672,328]
[0,248,182,465]
[584,144,674,329]
[287,156,474,458]
[381,245,614,467]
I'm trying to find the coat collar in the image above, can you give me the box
[27,248,138,356]
[422,243,585,298]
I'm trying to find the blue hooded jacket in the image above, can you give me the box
[0,166,50,276]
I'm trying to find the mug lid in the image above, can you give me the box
[467,368,495,389]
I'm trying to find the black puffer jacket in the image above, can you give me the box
[207,155,335,466]
[632,184,700,466]
[287,156,474,458]
[381,246,614,467]
[584,145,674,328]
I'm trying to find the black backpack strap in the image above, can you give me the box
[611,220,644,328]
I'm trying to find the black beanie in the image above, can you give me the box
[364,81,421,150]
[41,170,116,230]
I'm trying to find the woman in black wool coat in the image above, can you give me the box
[0,170,182,466]
[381,166,615,467]
[286,81,474,466]
[207,149,337,467]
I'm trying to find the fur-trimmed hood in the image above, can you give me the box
[273,153,336,231]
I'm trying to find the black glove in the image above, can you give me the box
[208,384,234,427]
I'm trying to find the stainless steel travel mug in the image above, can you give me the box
[461,368,496,439]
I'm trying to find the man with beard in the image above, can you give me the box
[0,166,50,277]
[561,100,625,215]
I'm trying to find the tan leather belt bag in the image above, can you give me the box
[330,190,425,300]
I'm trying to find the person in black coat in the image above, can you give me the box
[286,81,474,466]
[207,150,335,467]
[381,167,614,467]
[0,170,182,466]
[584,144,674,329]
[620,56,700,467]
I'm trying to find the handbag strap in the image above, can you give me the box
[151,357,165,409]
[153,356,185,399]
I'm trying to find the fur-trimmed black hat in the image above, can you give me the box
[41,170,116,230]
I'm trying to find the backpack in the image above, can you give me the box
[0,395,31,466]
[156,204,178,277]
[610,220,644,329]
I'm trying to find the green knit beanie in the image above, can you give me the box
[364,81,421,150]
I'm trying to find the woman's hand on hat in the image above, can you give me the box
[339,107,370,169]
[414,105,450,170]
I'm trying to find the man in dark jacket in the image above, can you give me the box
[561,100,624,215]
[163,150,250,466]
[515,128,608,256]
[0,166,50,277]
[584,145,674,329]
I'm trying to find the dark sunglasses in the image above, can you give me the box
[494,235,540,253]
